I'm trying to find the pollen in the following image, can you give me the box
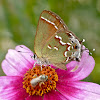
[23,65,58,96]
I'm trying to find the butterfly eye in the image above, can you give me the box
[33,54,37,60]
[33,55,36,59]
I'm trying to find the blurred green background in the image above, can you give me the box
[0,0,100,84]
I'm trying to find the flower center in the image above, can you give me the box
[23,65,58,96]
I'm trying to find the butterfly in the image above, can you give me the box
[33,10,83,70]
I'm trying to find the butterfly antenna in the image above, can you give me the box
[17,46,34,58]
[19,45,24,48]
[19,45,30,51]
[17,45,33,53]
[17,50,32,53]
[17,50,34,57]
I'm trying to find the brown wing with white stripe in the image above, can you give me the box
[34,10,68,58]
[34,10,82,70]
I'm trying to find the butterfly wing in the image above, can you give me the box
[34,10,81,70]
[34,10,67,57]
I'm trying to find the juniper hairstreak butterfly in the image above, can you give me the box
[34,10,83,70]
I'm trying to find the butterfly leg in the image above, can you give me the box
[33,61,37,68]
[32,61,43,71]
[40,64,43,71]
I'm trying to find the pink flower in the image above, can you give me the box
[0,45,100,100]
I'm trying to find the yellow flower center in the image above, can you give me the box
[23,65,58,96]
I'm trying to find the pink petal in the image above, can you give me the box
[15,45,34,65]
[56,80,100,100]
[2,49,34,76]
[2,60,23,76]
[26,95,42,100]
[0,76,28,100]
[56,50,95,81]
[44,90,67,100]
